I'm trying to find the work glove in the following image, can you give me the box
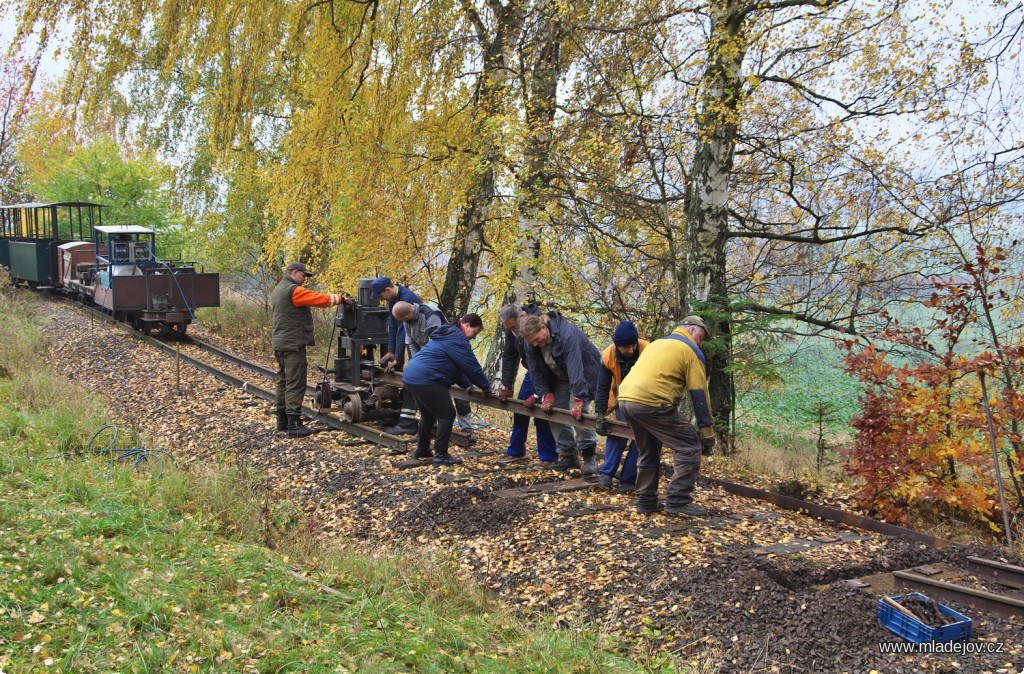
[570,397,585,420]
[466,385,486,397]
[539,392,556,413]
[595,418,609,436]
[522,394,539,409]
[379,353,396,367]
[384,360,397,373]
[497,385,513,402]
[341,296,357,306]
[701,436,716,456]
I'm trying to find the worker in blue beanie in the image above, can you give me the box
[594,321,648,492]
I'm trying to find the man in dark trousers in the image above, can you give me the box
[271,261,345,438]
[495,303,558,466]
[402,314,491,466]
[372,276,423,435]
[517,312,602,474]
[617,316,716,516]
[594,320,648,492]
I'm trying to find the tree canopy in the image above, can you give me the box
[4,0,1022,434]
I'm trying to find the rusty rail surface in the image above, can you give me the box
[375,370,636,439]
[893,570,1024,619]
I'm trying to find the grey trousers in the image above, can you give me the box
[547,379,597,457]
[274,348,308,416]
[620,400,702,507]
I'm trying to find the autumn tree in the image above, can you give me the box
[840,236,1024,526]
[0,51,38,201]
[521,1,1024,440]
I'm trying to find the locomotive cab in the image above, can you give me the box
[91,225,220,334]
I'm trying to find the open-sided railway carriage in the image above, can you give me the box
[1,202,220,335]
[0,201,104,288]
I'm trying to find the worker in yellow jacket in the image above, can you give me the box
[617,316,716,516]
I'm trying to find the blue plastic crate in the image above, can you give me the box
[877,593,972,643]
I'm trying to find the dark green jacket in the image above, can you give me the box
[271,277,314,350]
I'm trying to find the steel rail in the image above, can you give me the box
[93,317,412,452]
[59,296,977,552]
[186,336,279,382]
[966,556,1024,590]
[893,570,1024,619]
[375,370,636,439]
[701,477,953,548]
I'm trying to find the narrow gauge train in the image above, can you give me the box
[0,201,220,335]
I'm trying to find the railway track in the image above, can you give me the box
[67,295,1024,620]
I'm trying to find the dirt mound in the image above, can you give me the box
[393,485,536,538]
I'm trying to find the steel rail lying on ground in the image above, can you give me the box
[893,570,1024,619]
[966,556,1024,590]
[701,477,953,548]
[69,297,977,552]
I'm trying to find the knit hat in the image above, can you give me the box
[613,320,639,346]
[370,277,392,295]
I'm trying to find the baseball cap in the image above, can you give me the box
[370,277,392,295]
[286,261,313,276]
[681,315,708,330]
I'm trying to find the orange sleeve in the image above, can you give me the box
[292,286,342,308]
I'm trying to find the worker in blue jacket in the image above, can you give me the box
[371,276,423,370]
[402,314,490,466]
[517,311,602,474]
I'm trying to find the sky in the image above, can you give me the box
[2,0,1018,88]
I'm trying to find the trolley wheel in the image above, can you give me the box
[341,393,363,423]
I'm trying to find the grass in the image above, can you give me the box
[736,339,862,435]
[0,284,663,674]
[194,292,274,353]
[732,338,863,479]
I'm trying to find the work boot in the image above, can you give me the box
[287,415,314,438]
[497,454,528,465]
[581,448,598,476]
[636,501,664,515]
[665,502,709,517]
[413,448,434,460]
[617,482,636,494]
[385,418,419,436]
[433,453,463,466]
[597,473,613,488]
[276,408,288,432]
[550,453,581,472]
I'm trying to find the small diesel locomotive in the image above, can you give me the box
[0,201,220,335]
